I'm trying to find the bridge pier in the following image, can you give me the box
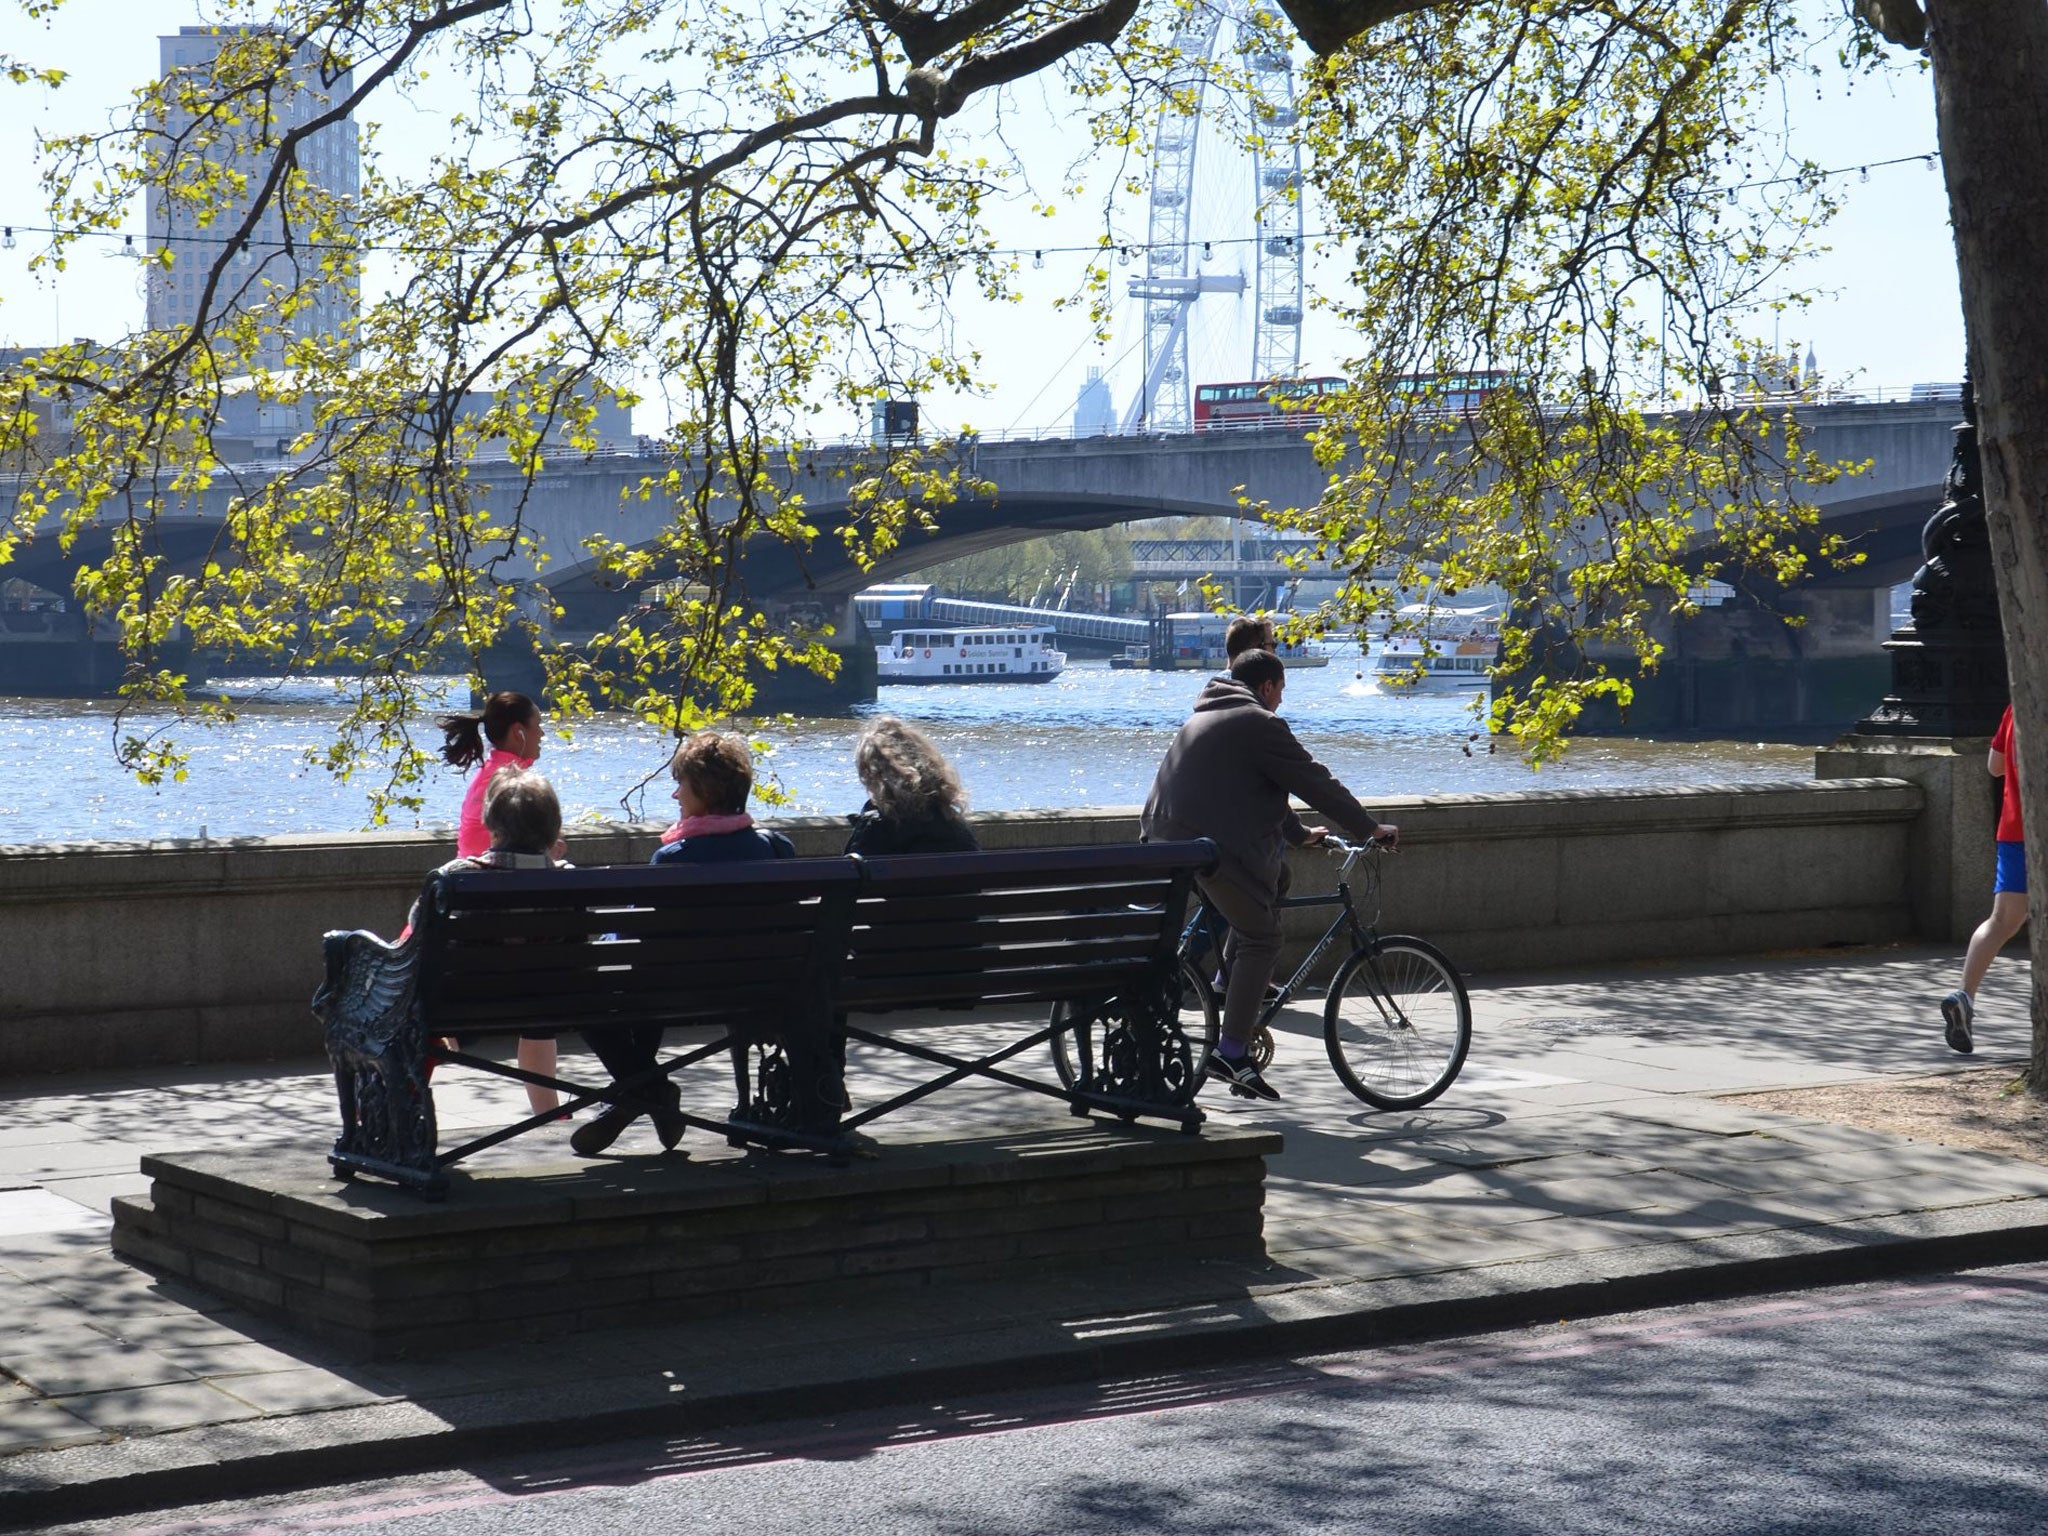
[1548,586,1893,739]
[0,611,203,697]
[742,638,877,714]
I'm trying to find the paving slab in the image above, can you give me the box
[40,1173,151,1217]
[1,942,2046,1529]
[52,1379,266,1435]
[0,1387,101,1456]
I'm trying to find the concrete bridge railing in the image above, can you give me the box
[0,776,1937,1077]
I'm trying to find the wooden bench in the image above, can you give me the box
[315,840,1217,1197]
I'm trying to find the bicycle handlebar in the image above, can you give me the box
[1322,833,1397,857]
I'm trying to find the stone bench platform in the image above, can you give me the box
[110,1123,1281,1360]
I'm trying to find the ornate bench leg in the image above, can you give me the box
[1071,983,1205,1131]
[723,1008,850,1154]
[316,929,443,1195]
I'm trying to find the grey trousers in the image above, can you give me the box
[1198,867,1287,1047]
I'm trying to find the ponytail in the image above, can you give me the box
[436,712,488,770]
[438,691,538,771]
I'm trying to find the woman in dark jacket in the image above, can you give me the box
[652,730,796,864]
[844,717,978,856]
[573,733,791,1158]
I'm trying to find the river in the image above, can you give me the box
[0,649,1819,845]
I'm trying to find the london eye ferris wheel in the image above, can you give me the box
[1122,1,1306,434]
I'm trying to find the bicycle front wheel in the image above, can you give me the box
[1050,956,1220,1093]
[1324,936,1471,1110]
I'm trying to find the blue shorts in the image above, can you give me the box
[1995,840,2028,895]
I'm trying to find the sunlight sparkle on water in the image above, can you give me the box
[0,655,1817,845]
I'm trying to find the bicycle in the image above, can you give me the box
[1050,837,1472,1110]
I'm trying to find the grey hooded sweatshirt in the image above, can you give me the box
[1141,676,1382,901]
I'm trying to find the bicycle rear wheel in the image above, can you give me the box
[1323,936,1471,1110]
[1050,956,1220,1091]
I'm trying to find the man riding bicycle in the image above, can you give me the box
[1141,648,1398,1100]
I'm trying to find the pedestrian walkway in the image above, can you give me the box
[2,943,2042,1525]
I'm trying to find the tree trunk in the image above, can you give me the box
[1925,0,2048,1090]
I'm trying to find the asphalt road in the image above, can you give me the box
[48,1264,2048,1536]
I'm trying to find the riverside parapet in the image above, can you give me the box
[0,778,1933,1077]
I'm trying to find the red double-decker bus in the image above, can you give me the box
[1192,377,1346,429]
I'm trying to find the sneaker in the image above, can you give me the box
[653,1081,687,1152]
[1942,990,1975,1055]
[1206,1048,1281,1101]
[570,1100,643,1156]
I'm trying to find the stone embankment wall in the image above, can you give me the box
[0,777,1924,1076]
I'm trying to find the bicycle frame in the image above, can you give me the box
[1183,839,1383,1030]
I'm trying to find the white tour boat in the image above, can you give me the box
[1372,608,1501,693]
[876,625,1067,685]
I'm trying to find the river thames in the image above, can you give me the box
[0,650,1819,845]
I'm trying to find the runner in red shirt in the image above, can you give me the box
[1943,704,2028,1053]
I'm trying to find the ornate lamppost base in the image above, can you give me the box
[1820,374,2006,941]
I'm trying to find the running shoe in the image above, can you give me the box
[1205,1048,1281,1101]
[570,1100,643,1156]
[1942,990,1975,1055]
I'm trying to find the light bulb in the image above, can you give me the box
[1031,250,1044,270]
[1201,242,1213,261]
[1,228,14,250]
[1117,246,1132,267]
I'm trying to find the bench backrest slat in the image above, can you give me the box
[436,929,819,978]
[846,910,1167,956]
[839,960,1157,1010]
[845,934,1164,981]
[435,903,827,944]
[842,881,1186,923]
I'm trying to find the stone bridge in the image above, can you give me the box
[556,402,1955,621]
[0,399,1964,726]
[3,398,1958,611]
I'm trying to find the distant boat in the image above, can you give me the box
[876,625,1066,685]
[1372,608,1501,693]
[1111,611,1329,670]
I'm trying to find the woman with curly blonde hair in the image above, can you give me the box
[845,717,978,856]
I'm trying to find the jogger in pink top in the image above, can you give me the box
[437,692,562,1116]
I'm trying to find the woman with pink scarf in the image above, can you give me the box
[572,732,793,1157]
[649,730,796,865]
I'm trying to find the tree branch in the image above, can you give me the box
[1266,0,1455,56]
[1854,0,1927,50]
[862,0,1039,67]
[910,0,1143,117]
